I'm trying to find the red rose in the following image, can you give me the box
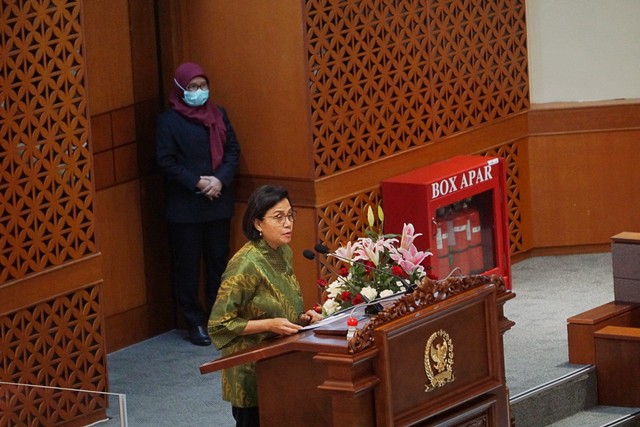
[340,291,352,302]
[339,267,350,277]
[313,304,322,313]
[351,294,364,305]
[317,278,327,288]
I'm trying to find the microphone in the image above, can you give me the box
[314,243,418,293]
[303,249,384,315]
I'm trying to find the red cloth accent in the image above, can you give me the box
[169,62,226,171]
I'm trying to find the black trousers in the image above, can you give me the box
[168,219,230,328]
[232,406,260,427]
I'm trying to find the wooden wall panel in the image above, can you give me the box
[129,0,160,103]
[94,183,147,317]
[83,0,134,115]
[305,0,529,177]
[83,0,175,352]
[529,129,640,248]
[528,102,640,249]
[182,0,314,179]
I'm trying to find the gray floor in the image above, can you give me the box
[102,252,615,426]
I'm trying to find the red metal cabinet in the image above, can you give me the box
[381,155,512,289]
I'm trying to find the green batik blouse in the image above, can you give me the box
[208,238,304,408]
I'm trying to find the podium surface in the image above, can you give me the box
[201,276,514,426]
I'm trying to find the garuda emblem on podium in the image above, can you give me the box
[424,329,455,392]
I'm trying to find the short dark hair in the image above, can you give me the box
[243,185,291,241]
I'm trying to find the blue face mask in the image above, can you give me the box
[183,88,209,107]
[174,79,209,107]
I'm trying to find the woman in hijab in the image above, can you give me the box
[156,62,240,346]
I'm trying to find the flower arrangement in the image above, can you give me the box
[317,206,432,316]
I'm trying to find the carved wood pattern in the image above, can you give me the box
[481,142,524,255]
[0,284,107,426]
[0,2,105,425]
[317,190,382,277]
[348,274,506,353]
[0,0,96,285]
[305,0,529,178]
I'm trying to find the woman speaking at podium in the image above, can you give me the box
[208,185,322,427]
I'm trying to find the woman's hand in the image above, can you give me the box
[267,318,302,336]
[197,176,223,199]
[299,309,324,326]
[243,318,301,336]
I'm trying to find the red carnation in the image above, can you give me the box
[391,265,405,277]
[317,278,327,288]
[339,267,350,277]
[363,260,375,273]
[340,291,352,302]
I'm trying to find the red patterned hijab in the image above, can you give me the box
[170,62,227,171]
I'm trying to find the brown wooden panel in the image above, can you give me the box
[373,286,502,425]
[93,151,116,191]
[111,106,137,147]
[105,303,173,352]
[90,113,114,153]
[133,98,162,176]
[256,352,334,426]
[594,326,640,407]
[0,255,102,312]
[129,0,160,103]
[529,101,640,135]
[529,130,640,248]
[83,0,134,115]
[566,302,640,365]
[95,183,147,317]
[114,143,140,183]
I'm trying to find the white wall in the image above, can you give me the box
[526,0,640,103]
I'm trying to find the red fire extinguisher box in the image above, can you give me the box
[381,155,512,289]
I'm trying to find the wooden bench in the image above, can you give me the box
[594,326,640,407]
[566,232,640,407]
[567,301,640,365]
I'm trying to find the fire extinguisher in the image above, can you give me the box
[463,201,484,274]
[431,208,450,279]
[447,204,470,275]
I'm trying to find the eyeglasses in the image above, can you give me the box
[266,210,297,225]
[186,82,208,92]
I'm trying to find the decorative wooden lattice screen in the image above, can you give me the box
[305,0,528,255]
[1,1,105,425]
[0,0,96,285]
[0,284,106,426]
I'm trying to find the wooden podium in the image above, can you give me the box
[200,276,514,426]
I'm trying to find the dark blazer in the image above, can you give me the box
[156,107,240,223]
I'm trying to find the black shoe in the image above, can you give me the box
[188,325,212,346]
